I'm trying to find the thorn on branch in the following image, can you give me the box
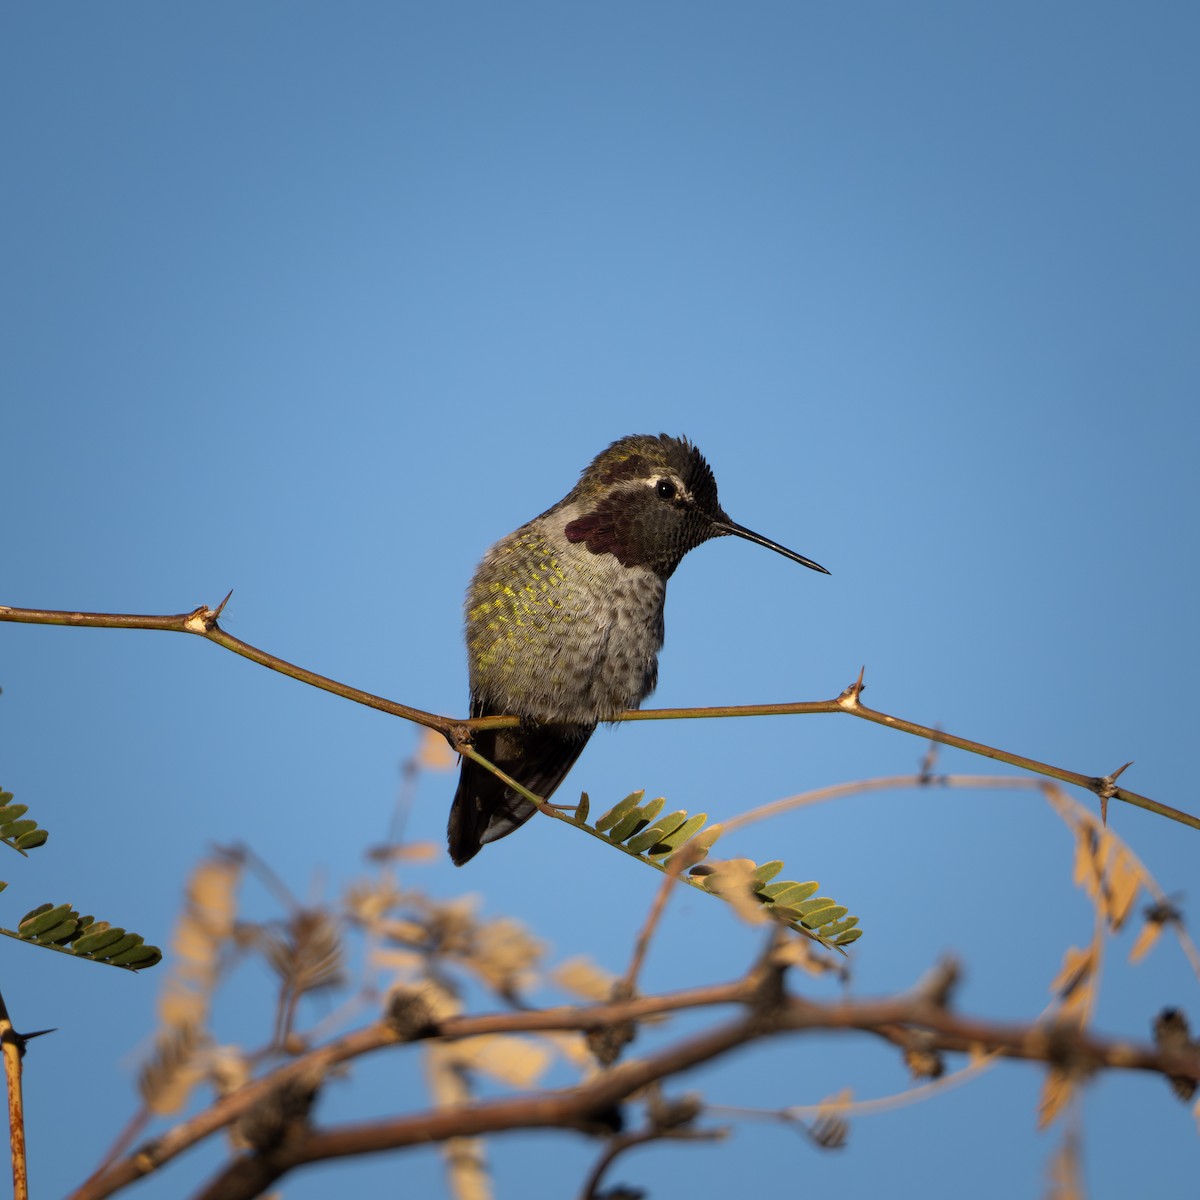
[1089,761,1134,826]
[836,667,866,711]
[182,603,222,635]
[0,1026,56,1059]
[180,591,234,634]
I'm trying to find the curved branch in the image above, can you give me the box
[69,961,1200,1200]
[577,1126,727,1200]
[191,1012,761,1200]
[69,980,753,1200]
[172,995,1200,1200]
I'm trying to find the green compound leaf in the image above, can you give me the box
[0,790,49,856]
[559,790,863,953]
[0,788,159,968]
[5,902,162,970]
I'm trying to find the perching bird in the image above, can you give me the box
[447,433,829,864]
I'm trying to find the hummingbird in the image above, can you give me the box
[447,433,829,865]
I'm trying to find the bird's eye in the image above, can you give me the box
[655,479,677,501]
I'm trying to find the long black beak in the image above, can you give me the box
[714,519,831,575]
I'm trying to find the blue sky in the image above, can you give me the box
[4,3,1198,1197]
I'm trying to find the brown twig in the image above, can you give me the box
[619,672,1191,829]
[160,994,1200,1200]
[719,771,1047,834]
[0,991,29,1200]
[74,1110,152,1199]
[1,605,1194,829]
[0,601,454,737]
[69,979,754,1200]
[622,870,680,996]
[578,1125,726,1200]
[69,965,1200,1200]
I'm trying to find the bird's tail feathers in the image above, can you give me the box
[447,722,592,865]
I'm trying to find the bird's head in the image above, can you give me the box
[554,433,830,579]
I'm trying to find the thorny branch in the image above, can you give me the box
[0,599,452,736]
[5,601,1195,1196]
[1,601,1193,830]
[69,970,1200,1200]
[0,992,30,1200]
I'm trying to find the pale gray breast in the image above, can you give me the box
[577,553,665,719]
[465,513,667,724]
